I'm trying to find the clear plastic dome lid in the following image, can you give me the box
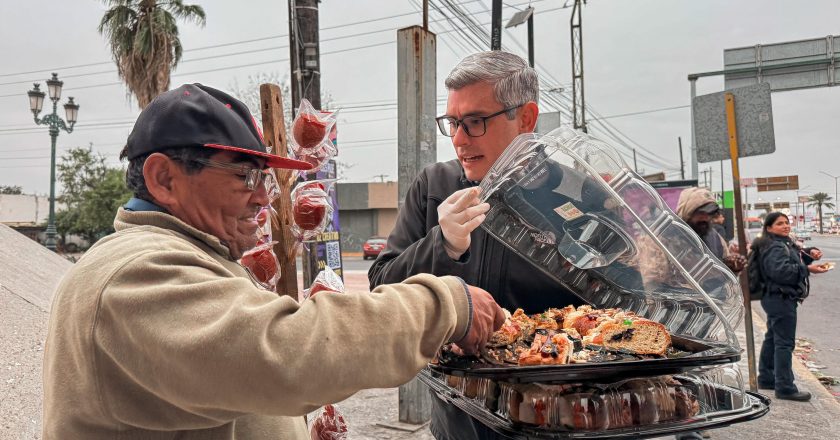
[479,127,744,350]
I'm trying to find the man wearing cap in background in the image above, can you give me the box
[676,187,745,273]
[42,83,505,439]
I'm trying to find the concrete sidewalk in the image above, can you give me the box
[337,270,840,439]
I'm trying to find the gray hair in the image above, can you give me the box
[444,51,539,107]
[120,146,214,202]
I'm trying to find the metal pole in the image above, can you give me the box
[423,0,428,31]
[45,127,58,251]
[527,14,535,67]
[725,92,758,393]
[690,78,698,180]
[678,137,685,180]
[491,0,502,50]
[397,25,437,424]
[720,160,725,198]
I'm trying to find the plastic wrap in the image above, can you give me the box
[300,266,345,301]
[309,404,348,440]
[291,179,336,242]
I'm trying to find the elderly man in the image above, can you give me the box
[42,84,504,439]
[369,51,583,440]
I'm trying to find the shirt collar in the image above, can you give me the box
[124,197,168,213]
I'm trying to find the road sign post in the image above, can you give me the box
[724,92,758,393]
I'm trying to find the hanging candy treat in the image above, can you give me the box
[300,266,345,301]
[240,243,280,289]
[309,404,348,440]
[254,206,275,247]
[290,99,338,156]
[291,179,335,241]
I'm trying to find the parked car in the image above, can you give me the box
[362,237,387,260]
[792,228,811,241]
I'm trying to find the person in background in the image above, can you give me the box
[676,188,745,273]
[753,212,827,402]
[711,210,728,244]
[42,84,505,439]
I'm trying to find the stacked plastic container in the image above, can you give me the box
[420,127,769,438]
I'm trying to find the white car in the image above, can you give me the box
[792,228,812,241]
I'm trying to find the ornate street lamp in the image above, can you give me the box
[27,73,79,252]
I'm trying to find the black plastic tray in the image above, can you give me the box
[419,369,770,440]
[430,335,741,383]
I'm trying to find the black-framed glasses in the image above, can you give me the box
[187,158,277,192]
[435,104,523,138]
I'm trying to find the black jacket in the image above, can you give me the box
[756,234,810,300]
[368,159,580,440]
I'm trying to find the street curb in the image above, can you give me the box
[750,310,840,412]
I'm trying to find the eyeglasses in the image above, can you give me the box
[435,104,523,138]
[186,158,277,192]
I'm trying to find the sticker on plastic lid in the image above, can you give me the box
[554,202,584,221]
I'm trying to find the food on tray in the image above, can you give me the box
[500,376,700,430]
[819,261,835,270]
[472,304,674,366]
[518,331,574,365]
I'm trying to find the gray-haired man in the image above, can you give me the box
[369,51,583,440]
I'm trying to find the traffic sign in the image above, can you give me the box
[756,175,799,192]
[693,83,776,163]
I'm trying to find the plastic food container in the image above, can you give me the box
[424,127,768,437]
[420,365,768,439]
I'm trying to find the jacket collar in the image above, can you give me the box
[113,207,234,260]
[456,161,480,186]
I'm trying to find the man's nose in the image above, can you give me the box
[250,179,271,207]
[452,123,471,146]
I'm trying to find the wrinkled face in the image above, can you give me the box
[445,82,525,181]
[766,215,791,238]
[688,211,711,236]
[169,151,269,259]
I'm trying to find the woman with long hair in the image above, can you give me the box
[753,212,827,401]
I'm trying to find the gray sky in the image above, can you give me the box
[1,0,838,213]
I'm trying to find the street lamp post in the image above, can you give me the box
[27,73,79,252]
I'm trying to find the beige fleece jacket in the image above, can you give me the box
[42,208,471,439]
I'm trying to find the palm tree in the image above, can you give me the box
[98,0,206,109]
[807,192,835,234]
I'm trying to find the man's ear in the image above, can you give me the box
[143,153,180,208]
[518,101,539,133]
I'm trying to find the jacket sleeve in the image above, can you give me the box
[760,242,807,286]
[94,250,471,427]
[368,171,471,288]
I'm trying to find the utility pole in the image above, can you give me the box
[678,137,685,180]
[720,160,725,200]
[491,0,502,50]
[288,0,343,288]
[570,0,587,132]
[708,166,714,192]
[397,23,437,424]
[288,0,321,111]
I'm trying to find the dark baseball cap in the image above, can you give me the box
[696,201,720,215]
[125,83,312,170]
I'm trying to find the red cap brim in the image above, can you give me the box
[204,143,313,171]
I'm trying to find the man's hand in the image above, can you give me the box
[453,285,505,355]
[438,187,490,260]
[723,254,747,273]
[810,248,823,260]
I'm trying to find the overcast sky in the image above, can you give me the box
[1,0,838,211]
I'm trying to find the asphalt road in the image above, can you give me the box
[787,235,840,383]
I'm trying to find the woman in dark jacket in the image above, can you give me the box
[753,212,827,401]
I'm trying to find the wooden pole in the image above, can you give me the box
[725,92,758,392]
[260,83,299,298]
